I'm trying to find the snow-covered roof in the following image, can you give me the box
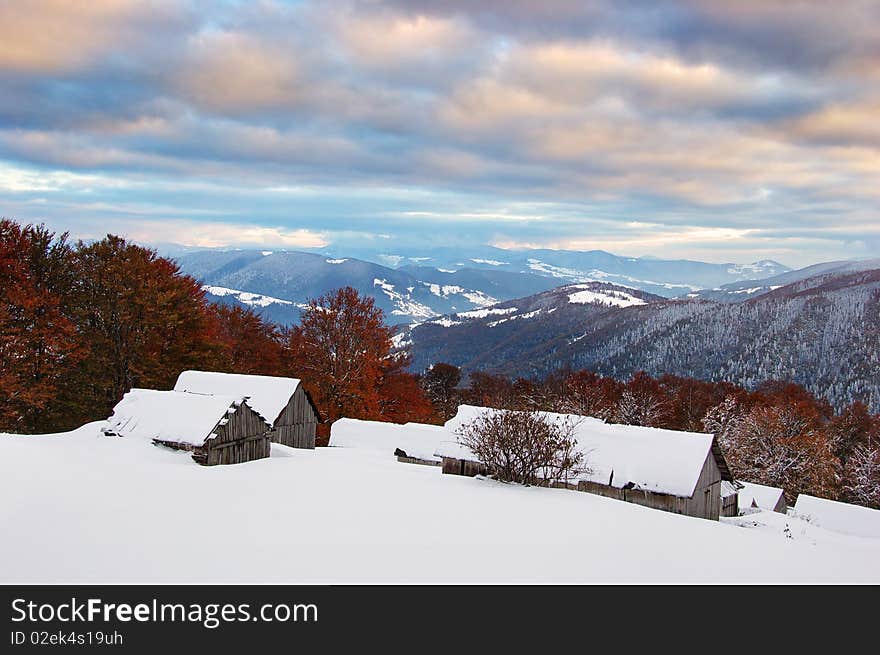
[329,418,445,461]
[793,494,880,539]
[737,481,785,513]
[174,370,301,424]
[103,389,248,447]
[437,405,720,498]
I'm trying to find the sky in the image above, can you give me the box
[0,0,878,266]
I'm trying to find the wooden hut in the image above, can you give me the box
[736,481,787,514]
[720,480,743,517]
[102,389,271,466]
[174,370,320,449]
[437,405,735,521]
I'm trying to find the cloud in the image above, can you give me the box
[0,1,877,266]
[0,0,190,73]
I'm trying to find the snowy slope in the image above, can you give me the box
[1,423,878,583]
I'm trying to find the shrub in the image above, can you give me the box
[455,410,586,485]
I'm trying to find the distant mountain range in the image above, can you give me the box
[170,246,878,410]
[399,268,880,412]
[172,246,792,324]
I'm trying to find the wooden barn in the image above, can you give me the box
[721,480,743,517]
[102,388,272,466]
[736,481,787,514]
[174,370,320,449]
[436,405,735,521]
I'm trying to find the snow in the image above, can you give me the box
[261,251,273,256]
[1,423,877,583]
[437,268,457,273]
[325,258,348,264]
[426,317,462,327]
[793,494,880,539]
[457,306,517,319]
[527,258,587,279]
[330,418,445,462]
[373,278,436,319]
[470,258,508,266]
[202,285,293,308]
[488,309,542,327]
[390,332,412,349]
[174,370,300,425]
[103,389,246,447]
[440,405,716,497]
[738,481,785,513]
[567,286,646,308]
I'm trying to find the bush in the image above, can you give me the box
[455,410,586,485]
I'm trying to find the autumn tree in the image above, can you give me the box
[0,220,83,432]
[210,304,284,376]
[285,287,394,425]
[614,371,669,427]
[706,396,839,502]
[377,355,437,424]
[63,235,221,424]
[560,370,622,420]
[828,401,874,470]
[461,371,518,409]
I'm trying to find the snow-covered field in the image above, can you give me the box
[1,423,878,584]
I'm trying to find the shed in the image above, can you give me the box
[102,389,271,466]
[793,494,880,539]
[720,480,743,517]
[437,405,735,520]
[174,370,320,449]
[737,481,787,514]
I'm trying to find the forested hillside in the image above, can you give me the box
[406,270,880,412]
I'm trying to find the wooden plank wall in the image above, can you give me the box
[273,386,318,449]
[442,452,725,520]
[200,402,271,466]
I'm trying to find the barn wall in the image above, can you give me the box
[441,457,488,477]
[578,454,723,521]
[682,454,723,520]
[201,402,271,466]
[440,452,724,521]
[273,386,318,449]
[721,492,739,517]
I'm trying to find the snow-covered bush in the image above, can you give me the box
[455,410,586,486]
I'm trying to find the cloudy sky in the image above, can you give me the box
[1,1,878,265]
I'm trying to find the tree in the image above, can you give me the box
[461,371,517,409]
[455,409,586,485]
[710,399,839,502]
[614,371,669,427]
[210,304,284,376]
[828,401,874,469]
[0,220,83,432]
[285,287,393,425]
[420,362,462,420]
[560,370,621,420]
[64,235,221,425]
[842,443,880,509]
[377,355,437,424]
